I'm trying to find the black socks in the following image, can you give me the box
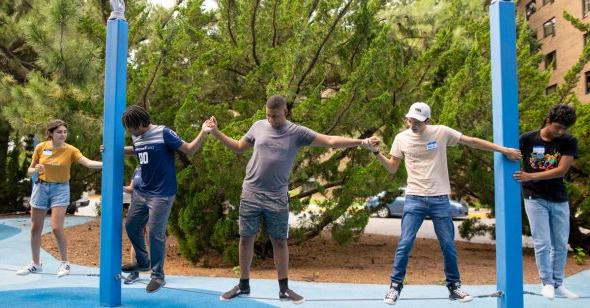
[279,278,288,292]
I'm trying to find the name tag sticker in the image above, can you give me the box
[426,141,438,151]
[42,150,53,156]
[532,146,545,158]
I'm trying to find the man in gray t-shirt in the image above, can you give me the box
[207,95,378,304]
[369,102,521,305]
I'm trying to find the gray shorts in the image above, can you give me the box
[239,189,289,239]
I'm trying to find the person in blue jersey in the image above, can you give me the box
[206,95,380,304]
[120,105,211,293]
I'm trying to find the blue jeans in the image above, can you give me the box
[524,198,570,287]
[125,191,175,280]
[390,195,460,286]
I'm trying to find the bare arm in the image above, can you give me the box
[78,156,103,169]
[514,155,574,182]
[207,116,252,154]
[459,135,521,161]
[311,133,367,148]
[124,146,134,155]
[27,159,42,177]
[374,153,402,175]
[100,145,134,156]
[177,121,213,156]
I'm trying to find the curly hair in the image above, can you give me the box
[545,104,576,128]
[122,105,151,129]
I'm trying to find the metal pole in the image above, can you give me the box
[489,1,523,308]
[99,0,127,306]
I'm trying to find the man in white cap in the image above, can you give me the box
[368,102,521,305]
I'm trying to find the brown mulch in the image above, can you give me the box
[41,218,589,285]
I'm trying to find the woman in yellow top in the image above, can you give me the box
[16,119,102,277]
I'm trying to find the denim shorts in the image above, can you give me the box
[239,189,290,239]
[30,182,70,210]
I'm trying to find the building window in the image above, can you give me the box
[526,1,536,20]
[584,0,590,17]
[543,0,554,5]
[545,51,556,70]
[543,18,556,37]
[545,84,557,95]
[586,71,590,94]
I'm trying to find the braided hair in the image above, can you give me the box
[122,105,151,129]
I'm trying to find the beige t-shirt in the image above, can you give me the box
[390,125,462,196]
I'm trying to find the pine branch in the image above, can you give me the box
[250,0,261,66]
[289,0,354,109]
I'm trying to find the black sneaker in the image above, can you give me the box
[124,272,140,285]
[122,262,150,273]
[384,282,402,305]
[448,283,473,302]
[279,288,304,304]
[220,285,250,301]
[146,278,166,293]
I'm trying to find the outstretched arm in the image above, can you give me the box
[78,156,102,169]
[178,121,212,156]
[458,135,521,161]
[365,140,402,175]
[207,117,252,154]
[311,134,378,149]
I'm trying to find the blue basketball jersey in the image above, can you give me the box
[131,125,184,196]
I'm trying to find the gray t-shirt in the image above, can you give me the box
[390,125,462,196]
[242,120,317,195]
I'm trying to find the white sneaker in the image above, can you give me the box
[541,284,555,300]
[556,286,579,299]
[56,261,71,277]
[16,262,42,275]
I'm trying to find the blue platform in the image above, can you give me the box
[1,217,588,307]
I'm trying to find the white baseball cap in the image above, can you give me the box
[405,102,431,122]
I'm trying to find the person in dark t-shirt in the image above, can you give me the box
[514,104,579,300]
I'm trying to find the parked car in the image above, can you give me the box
[364,188,469,220]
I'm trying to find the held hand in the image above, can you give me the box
[123,185,133,194]
[201,119,213,133]
[207,116,218,132]
[503,147,521,161]
[99,145,104,154]
[513,171,533,182]
[362,137,380,152]
[35,164,45,173]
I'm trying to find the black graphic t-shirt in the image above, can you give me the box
[519,130,578,202]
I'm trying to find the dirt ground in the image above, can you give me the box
[41,218,589,285]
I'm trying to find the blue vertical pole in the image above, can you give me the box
[99,14,128,307]
[489,1,523,308]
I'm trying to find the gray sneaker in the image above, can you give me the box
[279,288,304,304]
[448,283,473,302]
[122,262,150,273]
[124,272,140,285]
[220,285,250,301]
